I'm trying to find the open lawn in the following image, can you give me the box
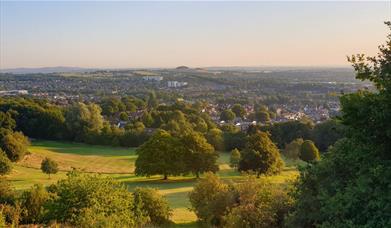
[7,140,299,226]
[19,140,137,173]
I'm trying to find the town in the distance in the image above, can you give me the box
[0,66,370,129]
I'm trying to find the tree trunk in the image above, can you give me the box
[163,174,168,180]
[196,172,200,178]
[257,172,260,178]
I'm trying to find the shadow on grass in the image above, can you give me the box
[31,140,136,157]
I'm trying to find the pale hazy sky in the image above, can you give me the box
[0,1,390,69]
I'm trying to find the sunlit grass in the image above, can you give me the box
[7,140,300,226]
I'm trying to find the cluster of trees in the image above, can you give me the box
[283,138,320,162]
[286,22,391,227]
[135,130,219,179]
[0,97,150,147]
[189,173,292,227]
[0,110,30,176]
[220,103,275,124]
[0,171,172,227]
[259,118,345,152]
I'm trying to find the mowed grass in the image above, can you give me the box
[19,140,137,173]
[7,140,299,226]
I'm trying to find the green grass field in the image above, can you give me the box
[7,140,299,226]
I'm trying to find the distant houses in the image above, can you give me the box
[167,81,188,88]
[0,90,28,96]
[142,76,163,82]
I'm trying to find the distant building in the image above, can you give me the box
[167,81,188,88]
[142,76,163,82]
[0,90,28,96]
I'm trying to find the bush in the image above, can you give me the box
[0,150,12,176]
[299,140,320,162]
[45,171,145,227]
[0,203,22,226]
[21,184,52,224]
[283,138,304,160]
[133,187,172,225]
[189,173,292,227]
[189,173,235,226]
[0,178,16,205]
[1,131,30,162]
[224,178,292,228]
[0,210,5,227]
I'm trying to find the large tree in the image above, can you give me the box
[312,119,345,152]
[238,131,284,177]
[288,22,391,227]
[205,128,225,151]
[231,104,246,118]
[182,132,219,178]
[220,110,236,122]
[135,130,186,180]
[64,102,104,142]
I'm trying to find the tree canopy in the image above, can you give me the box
[238,131,284,177]
[288,22,391,227]
[135,130,186,179]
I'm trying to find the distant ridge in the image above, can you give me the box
[0,66,97,74]
[175,66,190,70]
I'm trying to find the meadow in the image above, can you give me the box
[8,140,299,226]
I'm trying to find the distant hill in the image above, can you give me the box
[0,66,97,74]
[175,66,190,70]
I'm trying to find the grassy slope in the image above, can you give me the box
[19,140,137,173]
[8,140,299,226]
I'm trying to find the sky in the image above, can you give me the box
[0,1,390,69]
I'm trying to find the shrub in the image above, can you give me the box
[0,150,12,176]
[1,131,30,162]
[299,140,320,162]
[0,178,16,205]
[21,184,52,224]
[283,138,304,160]
[223,178,292,228]
[45,171,145,227]
[133,187,172,225]
[188,173,235,226]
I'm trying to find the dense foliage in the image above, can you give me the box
[132,187,172,225]
[288,22,391,227]
[189,173,292,227]
[135,130,187,179]
[299,140,320,162]
[238,131,284,177]
[0,150,12,175]
[135,130,219,179]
